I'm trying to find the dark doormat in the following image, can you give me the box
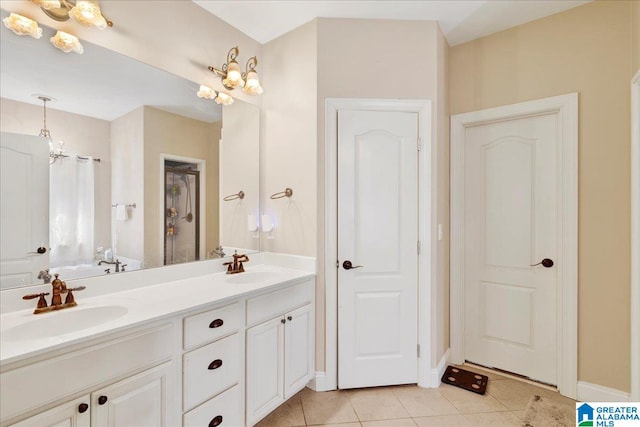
[441,365,489,395]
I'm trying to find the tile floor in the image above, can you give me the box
[256,367,576,427]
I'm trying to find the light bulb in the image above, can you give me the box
[223,61,244,89]
[2,13,42,39]
[243,70,264,95]
[50,31,84,54]
[214,92,234,106]
[69,1,107,29]
[196,85,217,99]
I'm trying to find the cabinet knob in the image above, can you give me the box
[209,415,223,427]
[281,318,286,324]
[78,403,89,413]
[208,359,223,370]
[209,318,224,328]
[287,315,293,321]
[98,395,108,405]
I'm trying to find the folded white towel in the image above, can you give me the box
[115,204,128,221]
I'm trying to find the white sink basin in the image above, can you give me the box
[2,305,129,342]
[226,271,282,285]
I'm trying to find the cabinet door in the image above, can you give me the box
[284,304,314,398]
[246,316,284,426]
[9,395,90,427]
[92,362,175,427]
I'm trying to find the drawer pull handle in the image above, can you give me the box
[209,318,224,328]
[78,403,89,413]
[208,359,223,370]
[209,415,223,427]
[98,395,108,405]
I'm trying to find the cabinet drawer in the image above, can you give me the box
[183,332,241,412]
[183,384,242,427]
[246,280,314,326]
[183,301,243,350]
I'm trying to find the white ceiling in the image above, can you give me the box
[194,0,591,46]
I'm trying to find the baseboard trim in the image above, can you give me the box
[307,371,332,392]
[577,381,630,402]
[426,348,450,388]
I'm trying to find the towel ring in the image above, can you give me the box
[223,191,245,201]
[270,188,293,199]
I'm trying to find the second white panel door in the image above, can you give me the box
[463,113,559,385]
[337,109,419,389]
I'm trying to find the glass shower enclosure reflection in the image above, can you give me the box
[164,162,200,265]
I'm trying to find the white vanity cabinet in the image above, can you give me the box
[1,267,317,427]
[245,280,314,426]
[2,323,177,427]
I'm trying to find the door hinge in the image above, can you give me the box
[417,344,421,358]
[417,240,421,255]
[417,138,422,152]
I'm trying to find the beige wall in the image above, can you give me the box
[220,101,260,252]
[143,107,220,268]
[261,20,318,257]
[1,98,112,253]
[450,0,632,392]
[111,107,144,262]
[0,1,262,106]
[634,1,640,74]
[435,27,450,365]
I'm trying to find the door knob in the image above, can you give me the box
[342,260,363,270]
[531,258,554,268]
[28,246,47,255]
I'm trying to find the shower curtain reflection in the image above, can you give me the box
[49,156,95,267]
[164,163,200,265]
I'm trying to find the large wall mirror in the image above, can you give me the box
[0,14,260,289]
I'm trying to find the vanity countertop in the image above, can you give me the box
[0,264,315,366]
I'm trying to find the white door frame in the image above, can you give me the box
[450,93,578,399]
[631,70,640,402]
[324,98,434,390]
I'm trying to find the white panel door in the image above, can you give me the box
[0,132,49,289]
[337,110,419,389]
[464,113,558,385]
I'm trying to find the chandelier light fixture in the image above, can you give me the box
[32,0,113,29]
[2,12,43,38]
[197,85,234,106]
[37,95,67,164]
[208,46,264,95]
[2,1,112,54]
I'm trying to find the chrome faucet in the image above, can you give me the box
[210,246,225,258]
[37,269,52,284]
[98,259,121,272]
[22,274,85,314]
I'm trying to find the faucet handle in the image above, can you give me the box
[23,292,50,309]
[64,286,85,305]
